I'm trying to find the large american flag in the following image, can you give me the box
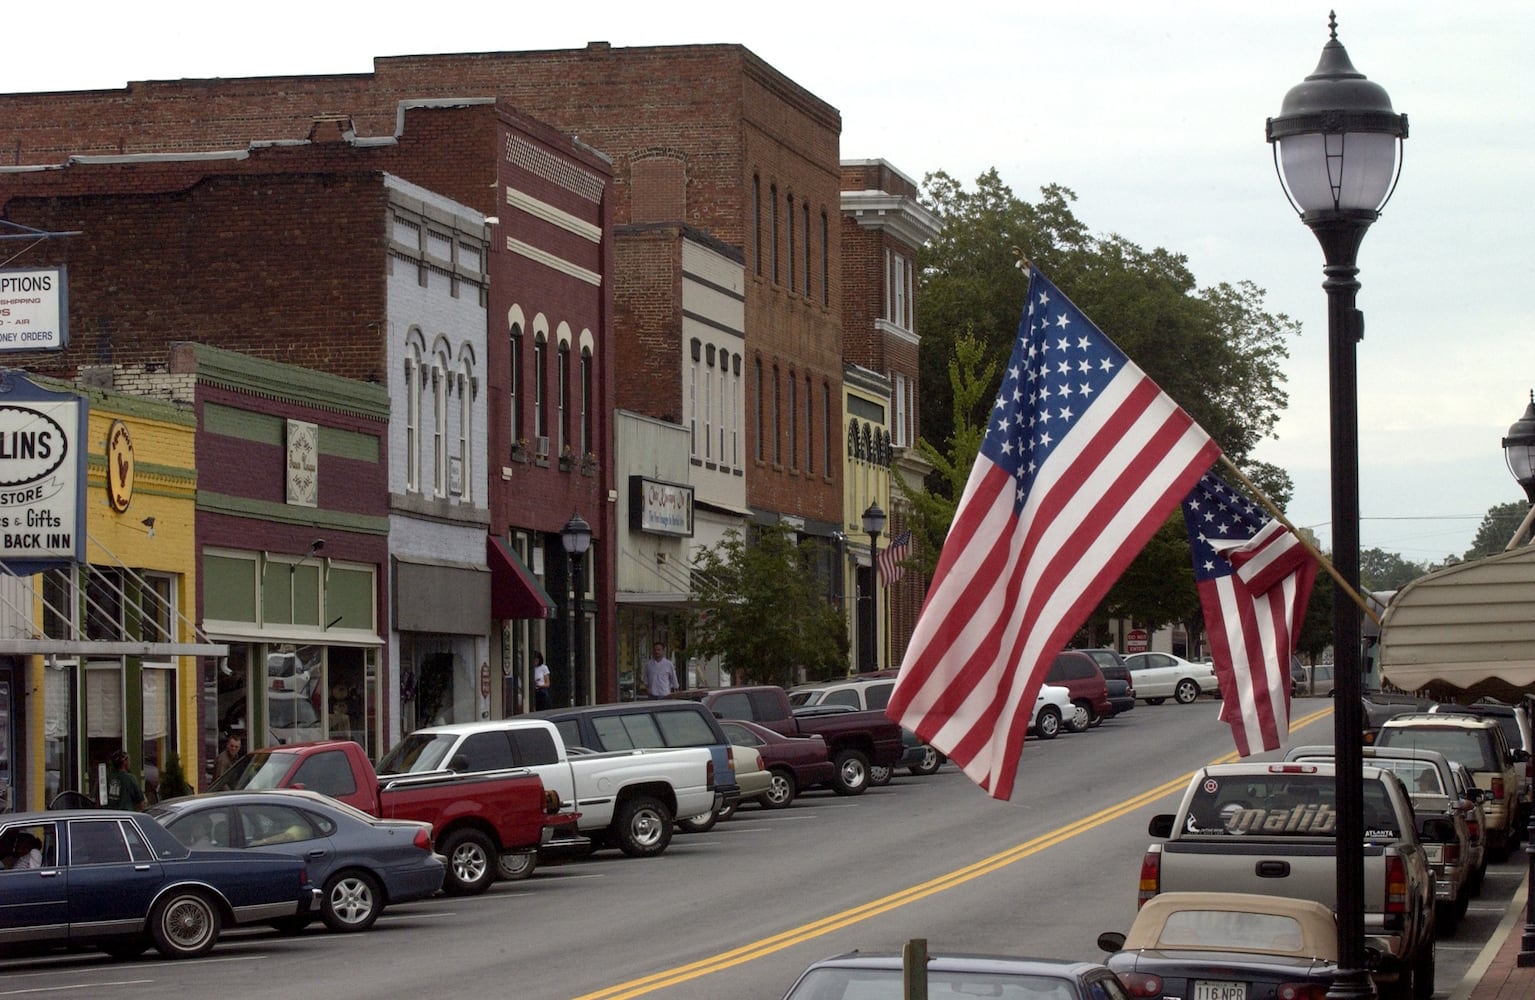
[886,265,1219,800]
[1182,470,1318,756]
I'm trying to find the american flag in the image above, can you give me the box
[877,530,912,587]
[1182,470,1318,756]
[886,265,1219,800]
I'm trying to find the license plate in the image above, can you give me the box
[1194,981,1247,1000]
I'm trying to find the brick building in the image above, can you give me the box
[0,98,614,763]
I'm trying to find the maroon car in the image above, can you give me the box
[718,719,835,810]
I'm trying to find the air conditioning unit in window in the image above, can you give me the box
[534,436,550,458]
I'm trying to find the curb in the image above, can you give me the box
[1450,874,1529,1000]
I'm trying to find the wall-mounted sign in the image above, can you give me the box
[0,267,67,352]
[106,419,134,512]
[629,476,694,538]
[286,419,318,507]
[0,375,85,565]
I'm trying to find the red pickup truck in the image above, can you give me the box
[209,740,575,895]
[676,685,904,796]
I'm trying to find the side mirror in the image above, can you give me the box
[1511,749,1530,764]
[1096,931,1126,953]
[1148,814,1175,838]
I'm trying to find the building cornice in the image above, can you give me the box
[840,190,942,248]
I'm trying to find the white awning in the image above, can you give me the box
[1378,544,1535,699]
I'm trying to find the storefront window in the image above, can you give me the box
[43,660,75,803]
[327,646,366,752]
[1,672,12,812]
[213,645,252,772]
[266,645,323,748]
[83,661,123,800]
[141,665,176,803]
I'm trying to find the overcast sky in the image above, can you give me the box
[8,2,1531,562]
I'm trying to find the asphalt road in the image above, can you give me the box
[1,694,1525,999]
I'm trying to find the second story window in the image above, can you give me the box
[405,345,422,492]
[509,323,523,448]
[533,335,547,446]
[558,343,570,455]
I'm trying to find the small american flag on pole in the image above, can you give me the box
[1182,470,1318,756]
[877,530,912,587]
[886,264,1219,800]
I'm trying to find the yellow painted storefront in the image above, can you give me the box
[13,383,207,810]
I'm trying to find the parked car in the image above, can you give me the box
[718,719,834,809]
[1123,652,1219,705]
[1098,891,1341,1000]
[150,789,444,933]
[1303,662,1336,697]
[1044,650,1113,731]
[782,951,1131,1000]
[1078,648,1136,718]
[1376,712,1528,861]
[1430,700,1534,832]
[1031,683,1076,740]
[0,809,318,959]
[1448,760,1490,894]
[712,744,772,821]
[787,675,946,776]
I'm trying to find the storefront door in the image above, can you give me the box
[0,669,12,812]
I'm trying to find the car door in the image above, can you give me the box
[234,801,335,884]
[0,820,66,946]
[1128,653,1174,700]
[65,818,165,939]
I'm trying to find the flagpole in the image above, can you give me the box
[1217,454,1382,628]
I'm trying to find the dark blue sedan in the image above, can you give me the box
[150,789,445,932]
[0,809,318,959]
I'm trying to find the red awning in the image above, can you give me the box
[488,536,556,620]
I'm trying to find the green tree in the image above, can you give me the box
[1360,547,1430,592]
[688,524,849,686]
[1295,567,1334,664]
[1463,501,1531,560]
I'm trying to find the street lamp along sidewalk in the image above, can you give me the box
[1267,13,1406,1000]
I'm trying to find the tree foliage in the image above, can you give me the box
[1360,547,1431,592]
[910,170,1302,632]
[688,525,849,686]
[1463,501,1531,560]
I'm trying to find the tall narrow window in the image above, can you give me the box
[803,201,811,297]
[458,362,472,500]
[704,350,714,461]
[894,374,909,448]
[731,356,741,468]
[557,343,570,455]
[769,184,779,284]
[787,372,797,469]
[689,362,698,457]
[772,364,781,466]
[753,174,762,277]
[754,359,764,462]
[822,382,832,476]
[820,213,830,308]
[432,360,447,496]
[509,324,523,448]
[580,347,592,456]
[405,346,421,492]
[533,335,547,447]
[719,357,728,463]
[893,253,909,329]
[787,194,796,293]
[805,373,814,475]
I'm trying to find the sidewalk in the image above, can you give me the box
[1454,873,1532,1000]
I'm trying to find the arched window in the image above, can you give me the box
[847,420,859,459]
[805,373,814,475]
[787,193,796,293]
[458,358,473,501]
[769,184,779,284]
[405,341,422,492]
[509,320,523,447]
[558,342,570,456]
[752,174,762,277]
[533,333,547,449]
[580,346,592,457]
[772,364,782,466]
[432,350,449,497]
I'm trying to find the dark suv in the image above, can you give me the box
[1044,651,1113,732]
[1077,648,1135,718]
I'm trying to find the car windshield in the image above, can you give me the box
[215,750,304,790]
[1377,727,1499,770]
[377,733,459,775]
[788,969,1077,1000]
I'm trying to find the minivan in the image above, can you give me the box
[1076,648,1135,718]
[1044,651,1113,732]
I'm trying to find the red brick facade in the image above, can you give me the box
[0,41,844,531]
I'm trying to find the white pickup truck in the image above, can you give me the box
[377,718,717,860]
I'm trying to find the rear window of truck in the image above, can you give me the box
[1185,773,1399,838]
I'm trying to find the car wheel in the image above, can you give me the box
[1468,858,1487,895]
[762,768,797,808]
[908,746,944,776]
[321,869,383,933]
[1174,679,1200,705]
[869,762,893,786]
[150,890,221,959]
[613,795,673,857]
[1034,705,1061,740]
[677,805,719,834]
[440,828,497,895]
[1145,697,1166,706]
[99,937,149,960]
[717,797,739,822]
[497,849,538,881]
[1066,703,1091,733]
[831,749,870,796]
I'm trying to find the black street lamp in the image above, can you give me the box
[862,502,886,672]
[1268,14,1406,1000]
[1505,391,1535,967]
[560,511,592,708]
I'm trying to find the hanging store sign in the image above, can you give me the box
[629,475,693,537]
[0,267,67,352]
[0,374,86,566]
